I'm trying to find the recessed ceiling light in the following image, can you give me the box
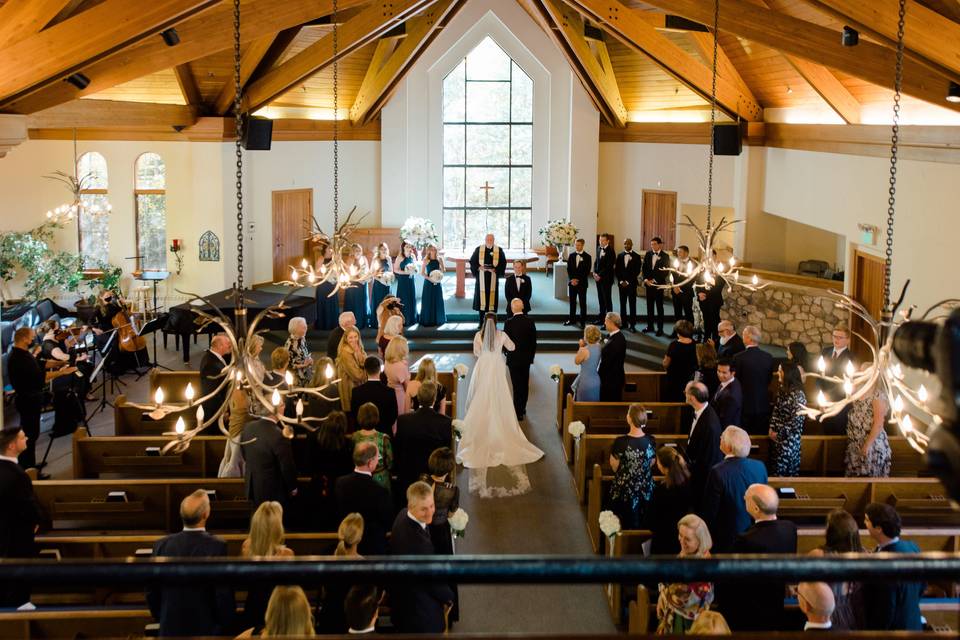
[947,82,960,103]
[160,28,180,46]
[786,86,793,94]
[64,73,90,90]
[841,26,859,46]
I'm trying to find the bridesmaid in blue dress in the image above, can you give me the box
[314,244,339,330]
[369,242,393,329]
[341,243,368,328]
[418,244,446,327]
[572,325,603,401]
[394,241,418,326]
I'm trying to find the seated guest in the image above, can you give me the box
[798,582,836,633]
[317,513,364,633]
[336,326,367,411]
[712,358,742,429]
[715,320,744,359]
[200,333,232,431]
[607,403,657,529]
[307,411,353,530]
[863,503,923,631]
[695,342,720,399]
[241,407,298,510]
[395,382,453,493]
[421,447,460,623]
[787,341,810,374]
[407,357,448,414]
[285,316,314,387]
[807,510,864,630]
[390,481,455,634]
[305,356,340,419]
[0,427,41,608]
[327,311,355,360]
[147,490,235,637]
[334,442,394,555]
[644,445,693,556]
[384,336,411,421]
[262,586,315,637]
[572,325,603,401]
[769,363,806,477]
[684,381,723,503]
[379,314,403,359]
[688,610,731,635]
[733,325,775,435]
[345,585,381,635]
[351,403,393,492]
[656,514,714,634]
[351,356,398,435]
[845,372,891,478]
[663,320,698,402]
[700,426,768,553]
[240,501,294,631]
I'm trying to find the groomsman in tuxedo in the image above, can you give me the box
[598,313,626,401]
[671,245,695,328]
[0,427,42,608]
[565,238,591,328]
[819,324,858,435]
[504,260,532,313]
[712,358,743,428]
[503,298,537,420]
[641,237,670,336]
[697,252,726,344]
[615,238,642,332]
[592,233,615,325]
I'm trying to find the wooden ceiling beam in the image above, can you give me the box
[0,0,221,105]
[26,99,198,129]
[350,0,463,126]
[637,0,960,113]
[242,0,440,114]
[174,64,202,108]
[0,0,74,47]
[213,33,279,116]
[684,31,759,112]
[538,0,628,127]
[2,0,371,115]
[560,0,764,121]
[918,0,960,23]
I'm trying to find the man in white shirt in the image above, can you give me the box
[798,582,835,632]
[504,260,532,312]
[0,427,41,608]
[615,238,642,331]
[565,238,592,327]
[345,585,381,634]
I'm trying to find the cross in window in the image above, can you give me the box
[478,181,495,204]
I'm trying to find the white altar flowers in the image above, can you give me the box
[400,217,440,251]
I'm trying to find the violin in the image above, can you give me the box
[55,325,89,350]
[111,297,147,353]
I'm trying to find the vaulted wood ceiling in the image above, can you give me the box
[2,0,959,138]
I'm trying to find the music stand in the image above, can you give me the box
[137,270,171,372]
[138,314,171,371]
[88,331,119,418]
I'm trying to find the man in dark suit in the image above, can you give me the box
[345,584,382,634]
[390,481,454,633]
[597,313,626,402]
[503,298,537,419]
[350,356,397,434]
[326,311,356,359]
[147,490,235,637]
[716,320,745,359]
[199,334,232,431]
[565,238,591,328]
[615,238,642,332]
[334,442,394,555]
[819,324,858,435]
[504,260,532,313]
[394,382,453,492]
[697,265,725,344]
[641,236,670,336]
[725,484,798,631]
[0,427,42,608]
[684,381,724,503]
[670,245,695,328]
[798,582,836,632]
[732,326,776,435]
[699,425,768,552]
[241,412,298,510]
[713,358,743,428]
[592,233,615,324]
[863,503,923,631]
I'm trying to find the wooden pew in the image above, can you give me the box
[555,370,666,429]
[0,609,153,640]
[795,528,960,554]
[149,369,200,400]
[604,529,653,625]
[561,398,688,463]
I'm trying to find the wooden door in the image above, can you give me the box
[850,247,885,360]
[272,189,313,282]
[641,190,677,249]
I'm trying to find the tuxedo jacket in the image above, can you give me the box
[504,273,532,312]
[199,350,230,423]
[240,418,298,507]
[567,252,592,288]
[593,244,615,280]
[0,460,41,558]
[503,313,537,367]
[327,326,345,359]
[717,334,746,360]
[700,456,768,553]
[350,380,398,435]
[733,347,776,416]
[864,538,924,630]
[598,332,626,395]
[819,347,858,398]
[712,379,743,429]
[147,530,235,637]
[642,250,670,285]
[334,472,394,556]
[685,406,723,488]
[726,519,799,630]
[394,407,454,492]
[698,273,725,312]
[615,251,642,287]
[389,510,455,633]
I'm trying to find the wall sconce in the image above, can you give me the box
[170,238,184,275]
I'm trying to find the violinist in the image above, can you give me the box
[36,319,93,400]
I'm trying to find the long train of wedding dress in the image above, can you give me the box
[457,322,543,497]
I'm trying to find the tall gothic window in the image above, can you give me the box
[442,37,532,250]
[135,152,167,271]
[77,152,110,267]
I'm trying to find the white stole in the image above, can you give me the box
[478,245,501,311]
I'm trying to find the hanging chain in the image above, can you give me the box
[706,0,719,232]
[233,0,244,291]
[332,0,340,229]
[884,0,906,310]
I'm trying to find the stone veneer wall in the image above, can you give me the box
[720,281,849,352]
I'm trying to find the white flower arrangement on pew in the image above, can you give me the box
[400,216,440,252]
[567,420,586,441]
[452,419,465,438]
[549,364,563,381]
[454,363,469,379]
[449,508,469,538]
[598,510,621,539]
[428,269,444,284]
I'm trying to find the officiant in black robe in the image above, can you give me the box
[469,233,507,326]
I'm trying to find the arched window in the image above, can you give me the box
[76,152,110,267]
[442,37,533,250]
[135,152,167,271]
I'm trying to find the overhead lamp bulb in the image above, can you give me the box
[841,26,859,47]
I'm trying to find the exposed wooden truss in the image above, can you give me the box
[174,64,202,107]
[0,0,74,47]
[26,99,198,129]
[212,34,280,115]
[683,31,758,113]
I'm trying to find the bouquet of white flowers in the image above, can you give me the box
[448,508,469,538]
[375,271,395,286]
[403,261,418,275]
[428,269,444,284]
[454,363,469,379]
[400,217,440,251]
[598,510,621,538]
[567,420,586,440]
[452,419,465,437]
[538,219,579,248]
[549,364,563,381]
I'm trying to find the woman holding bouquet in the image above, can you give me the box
[369,242,393,328]
[393,241,418,326]
[314,243,339,330]
[419,244,446,327]
[342,244,369,328]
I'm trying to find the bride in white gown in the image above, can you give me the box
[458,313,543,497]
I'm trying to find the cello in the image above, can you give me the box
[111,298,147,353]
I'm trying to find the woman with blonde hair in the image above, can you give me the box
[378,314,403,358]
[336,512,364,557]
[336,326,366,411]
[218,387,249,477]
[419,244,446,327]
[656,514,715,635]
[317,513,365,633]
[688,611,731,635]
[370,243,393,329]
[384,335,410,419]
[407,357,447,414]
[246,334,271,418]
[306,355,339,419]
[572,324,603,401]
[263,586,315,637]
[241,502,294,631]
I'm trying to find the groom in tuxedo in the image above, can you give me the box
[598,312,626,401]
[503,298,537,420]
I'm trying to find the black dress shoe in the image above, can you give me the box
[642,327,655,334]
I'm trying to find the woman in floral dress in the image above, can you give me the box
[768,362,806,477]
[608,403,656,529]
[845,377,891,477]
[284,316,313,387]
[656,514,715,635]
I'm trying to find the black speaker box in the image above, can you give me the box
[713,123,743,156]
[242,115,273,151]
